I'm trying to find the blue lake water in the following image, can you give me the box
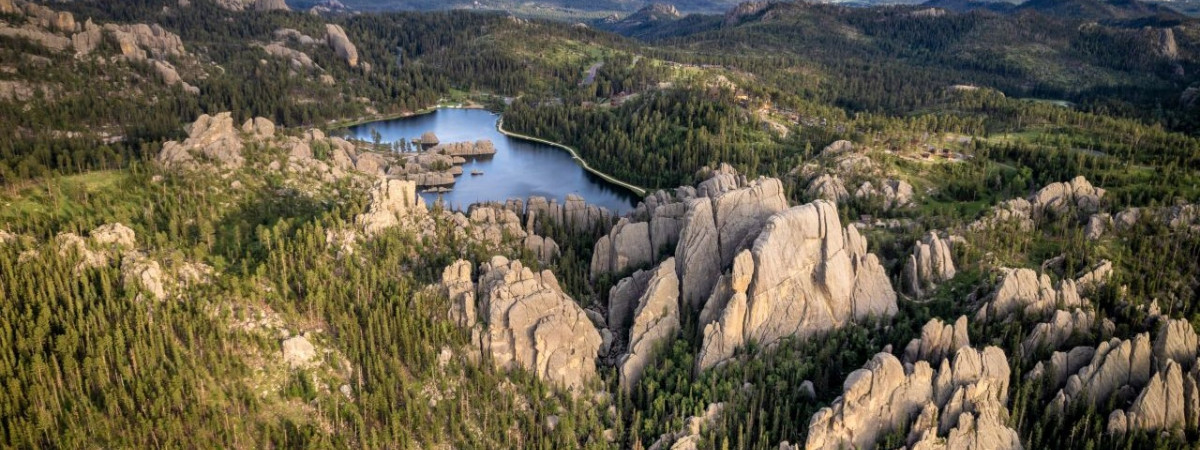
[344,108,639,214]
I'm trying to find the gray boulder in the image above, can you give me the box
[325,24,359,68]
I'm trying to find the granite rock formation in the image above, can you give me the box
[696,200,897,370]
[903,231,957,299]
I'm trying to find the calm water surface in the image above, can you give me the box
[345,109,638,213]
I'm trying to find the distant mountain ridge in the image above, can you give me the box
[312,0,1196,18]
[923,0,1187,21]
[305,0,749,13]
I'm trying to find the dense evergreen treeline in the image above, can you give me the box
[505,87,789,189]
[635,2,1197,129]
[0,159,620,448]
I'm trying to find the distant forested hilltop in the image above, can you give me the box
[290,0,747,13]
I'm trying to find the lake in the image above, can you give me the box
[344,108,639,214]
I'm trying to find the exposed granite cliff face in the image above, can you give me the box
[591,218,653,278]
[696,200,896,370]
[1025,318,1200,438]
[903,231,956,299]
[618,258,680,392]
[903,316,971,365]
[445,256,602,393]
[806,336,1020,450]
[443,260,476,328]
[975,268,1084,321]
[589,165,896,373]
[356,178,426,234]
[676,197,721,310]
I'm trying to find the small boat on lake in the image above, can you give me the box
[470,169,484,176]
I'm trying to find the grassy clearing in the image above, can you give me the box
[0,170,128,223]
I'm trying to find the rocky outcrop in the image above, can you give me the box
[103,23,187,61]
[1083,319,1200,436]
[805,174,849,203]
[121,252,166,301]
[1112,360,1189,434]
[590,219,653,280]
[676,198,720,311]
[1154,318,1198,368]
[806,345,1018,450]
[1027,346,1097,389]
[433,140,496,157]
[242,117,276,139]
[1074,259,1112,293]
[466,205,525,246]
[607,269,654,336]
[442,260,476,328]
[325,24,358,68]
[970,198,1035,232]
[648,200,687,261]
[473,256,602,392]
[1154,27,1178,60]
[697,200,897,370]
[391,152,458,187]
[0,23,71,51]
[903,316,970,365]
[1085,213,1111,239]
[274,28,319,46]
[1050,333,1153,412]
[696,163,743,197]
[649,403,724,450]
[724,1,770,26]
[158,113,245,169]
[523,235,560,263]
[1021,309,1094,356]
[712,177,789,267]
[971,176,1105,231]
[590,191,690,281]
[523,195,612,234]
[254,0,289,11]
[91,223,137,249]
[57,223,137,270]
[854,178,914,210]
[151,59,199,94]
[564,193,612,232]
[281,335,316,368]
[975,268,1084,321]
[619,259,680,392]
[261,42,315,69]
[355,177,426,235]
[903,232,956,299]
[1031,176,1105,220]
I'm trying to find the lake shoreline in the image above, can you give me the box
[494,117,648,197]
[342,108,642,212]
[328,103,489,131]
